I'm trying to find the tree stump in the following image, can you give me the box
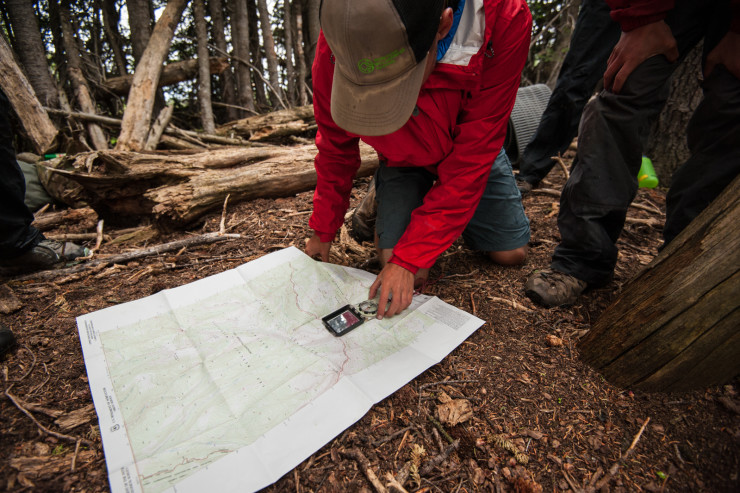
[578,174,740,392]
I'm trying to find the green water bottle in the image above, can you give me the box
[638,156,658,188]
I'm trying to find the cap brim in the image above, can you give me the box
[330,54,429,137]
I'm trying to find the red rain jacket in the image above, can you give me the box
[309,0,532,274]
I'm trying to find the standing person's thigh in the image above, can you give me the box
[463,149,530,261]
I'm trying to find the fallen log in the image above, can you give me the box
[32,207,99,232]
[216,105,315,141]
[43,143,379,229]
[101,57,230,96]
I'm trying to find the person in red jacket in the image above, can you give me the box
[525,0,740,307]
[305,0,532,319]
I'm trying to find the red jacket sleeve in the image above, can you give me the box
[308,32,362,242]
[388,2,532,272]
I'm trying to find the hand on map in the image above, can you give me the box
[604,20,678,94]
[369,263,414,319]
[305,232,331,261]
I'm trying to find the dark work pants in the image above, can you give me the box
[551,0,740,286]
[0,89,42,258]
[517,0,620,184]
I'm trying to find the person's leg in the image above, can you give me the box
[517,0,620,188]
[0,89,42,258]
[664,5,739,244]
[462,148,530,263]
[526,2,712,306]
[374,163,435,287]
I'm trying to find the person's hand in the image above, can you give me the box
[305,232,332,262]
[705,31,740,80]
[604,20,678,94]
[369,263,415,320]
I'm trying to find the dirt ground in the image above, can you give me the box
[1,159,738,493]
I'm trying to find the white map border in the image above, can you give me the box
[77,247,484,492]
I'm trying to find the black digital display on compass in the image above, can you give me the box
[321,305,364,336]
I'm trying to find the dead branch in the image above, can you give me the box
[552,155,570,180]
[340,448,388,493]
[5,390,94,447]
[488,296,534,312]
[8,232,241,283]
[419,438,460,476]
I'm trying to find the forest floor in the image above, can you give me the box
[1,152,738,493]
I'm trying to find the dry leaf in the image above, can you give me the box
[437,398,473,426]
[545,334,563,347]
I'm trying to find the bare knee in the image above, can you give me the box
[487,245,528,266]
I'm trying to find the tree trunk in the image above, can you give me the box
[303,0,320,76]
[578,173,740,393]
[116,0,188,152]
[256,0,283,106]
[248,0,269,109]
[646,42,703,188]
[127,0,153,65]
[293,0,308,105]
[193,0,216,132]
[5,0,60,108]
[544,0,581,89]
[60,2,108,151]
[50,143,379,228]
[0,36,58,154]
[209,0,238,121]
[283,0,296,105]
[232,0,256,115]
[216,104,314,139]
[100,0,128,76]
[102,57,229,95]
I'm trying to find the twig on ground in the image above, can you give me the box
[563,468,584,493]
[488,296,534,313]
[385,472,410,493]
[340,448,388,493]
[592,417,650,491]
[419,438,460,476]
[428,415,455,444]
[373,426,413,447]
[93,220,104,251]
[71,439,81,472]
[219,194,231,234]
[9,232,242,283]
[5,390,93,447]
[553,155,570,180]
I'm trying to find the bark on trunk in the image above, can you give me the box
[646,42,703,187]
[116,0,188,152]
[578,173,740,393]
[256,0,283,106]
[248,0,269,109]
[102,58,229,96]
[5,0,60,108]
[209,0,239,121]
[193,0,216,132]
[100,0,128,76]
[47,143,379,229]
[232,0,256,115]
[303,0,320,74]
[60,3,108,151]
[127,0,154,65]
[293,0,308,105]
[283,0,296,105]
[0,36,58,154]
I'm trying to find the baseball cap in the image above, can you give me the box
[321,0,446,136]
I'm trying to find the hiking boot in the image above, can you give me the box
[525,268,587,307]
[0,239,90,276]
[516,177,536,196]
[0,324,17,361]
[350,179,377,243]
